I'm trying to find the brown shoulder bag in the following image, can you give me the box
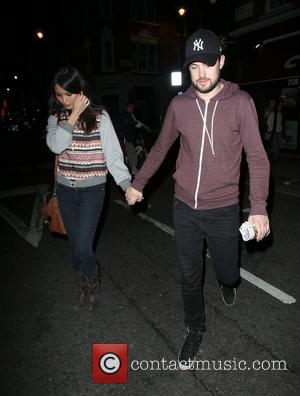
[42,156,66,235]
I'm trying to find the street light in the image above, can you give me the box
[178,7,186,17]
[177,7,187,71]
[36,31,44,40]
[177,7,187,36]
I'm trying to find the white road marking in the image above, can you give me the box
[0,184,48,247]
[275,186,300,198]
[115,199,175,236]
[115,199,296,305]
[284,179,299,186]
[240,268,296,305]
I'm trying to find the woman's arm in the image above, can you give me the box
[46,115,74,154]
[100,111,131,190]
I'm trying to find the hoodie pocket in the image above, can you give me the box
[201,159,232,194]
[173,161,199,192]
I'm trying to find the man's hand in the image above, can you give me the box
[247,215,270,242]
[125,186,143,205]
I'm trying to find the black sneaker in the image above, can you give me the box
[178,327,204,370]
[220,285,236,306]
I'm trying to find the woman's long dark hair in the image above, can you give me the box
[48,67,103,133]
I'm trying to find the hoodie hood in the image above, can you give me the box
[184,79,240,102]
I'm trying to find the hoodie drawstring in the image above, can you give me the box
[196,99,218,157]
[194,99,219,208]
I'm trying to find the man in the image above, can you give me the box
[126,28,270,369]
[116,102,142,175]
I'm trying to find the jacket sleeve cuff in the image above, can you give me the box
[250,203,268,216]
[61,121,74,134]
[119,178,131,191]
[131,179,144,192]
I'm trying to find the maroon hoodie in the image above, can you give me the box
[132,80,270,215]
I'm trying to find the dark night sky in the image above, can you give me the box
[3,2,53,67]
[2,1,94,102]
[1,0,235,111]
[2,1,88,74]
[2,0,227,76]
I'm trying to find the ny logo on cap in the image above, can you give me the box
[193,38,204,51]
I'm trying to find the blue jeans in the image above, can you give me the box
[56,183,106,280]
[173,199,240,331]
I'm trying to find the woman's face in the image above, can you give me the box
[54,83,79,109]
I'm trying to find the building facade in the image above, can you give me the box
[88,0,179,127]
[227,0,300,151]
[87,0,212,128]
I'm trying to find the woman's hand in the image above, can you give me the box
[68,93,90,125]
[125,186,143,205]
[72,93,90,116]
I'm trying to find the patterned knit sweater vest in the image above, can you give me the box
[58,113,107,180]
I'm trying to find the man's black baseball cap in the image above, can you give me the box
[183,28,222,68]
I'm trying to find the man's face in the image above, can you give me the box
[189,55,225,95]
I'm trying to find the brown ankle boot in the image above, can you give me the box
[87,272,101,310]
[73,271,87,308]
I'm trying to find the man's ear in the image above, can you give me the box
[219,54,225,70]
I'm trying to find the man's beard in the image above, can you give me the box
[192,72,221,94]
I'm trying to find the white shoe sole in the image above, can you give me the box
[178,354,195,370]
[178,361,195,370]
[221,287,237,306]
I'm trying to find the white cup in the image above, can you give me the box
[239,222,256,241]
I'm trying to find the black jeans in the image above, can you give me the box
[173,199,240,331]
[56,183,106,280]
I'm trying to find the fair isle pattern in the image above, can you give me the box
[58,113,108,180]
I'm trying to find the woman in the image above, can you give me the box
[46,67,131,310]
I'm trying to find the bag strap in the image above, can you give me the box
[54,156,58,192]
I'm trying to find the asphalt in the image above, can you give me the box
[1,149,299,395]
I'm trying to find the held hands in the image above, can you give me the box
[125,186,143,205]
[247,214,270,242]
